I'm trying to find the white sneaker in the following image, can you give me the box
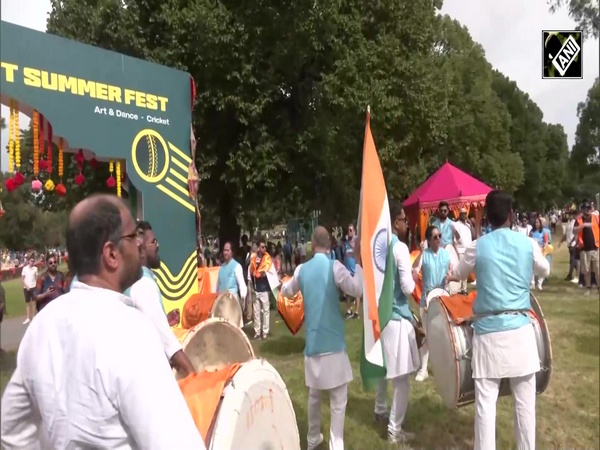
[537,281,543,291]
[22,318,30,325]
[415,370,428,382]
[571,277,579,284]
[388,429,416,443]
[307,433,324,450]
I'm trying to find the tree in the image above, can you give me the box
[47,0,449,247]
[548,0,599,39]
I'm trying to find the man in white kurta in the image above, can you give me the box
[0,195,205,450]
[374,201,420,444]
[125,220,195,378]
[281,226,363,450]
[450,190,550,450]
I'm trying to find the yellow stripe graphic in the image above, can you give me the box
[171,157,188,172]
[168,143,192,164]
[169,168,188,184]
[155,251,197,281]
[165,177,190,197]
[156,185,195,213]
[155,261,197,291]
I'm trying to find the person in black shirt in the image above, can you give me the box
[573,202,599,296]
[34,254,66,312]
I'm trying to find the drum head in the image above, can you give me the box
[530,293,553,394]
[209,359,301,450]
[211,292,243,328]
[425,288,449,310]
[426,298,460,409]
[179,318,255,379]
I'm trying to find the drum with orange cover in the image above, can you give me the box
[177,318,301,449]
[277,276,305,335]
[211,292,243,328]
[182,292,218,329]
[426,292,552,409]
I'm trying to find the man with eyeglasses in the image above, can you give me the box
[125,220,196,377]
[33,253,66,312]
[248,237,279,340]
[1,194,205,449]
[433,201,460,248]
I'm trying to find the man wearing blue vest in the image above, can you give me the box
[374,201,420,444]
[450,191,550,450]
[217,241,248,302]
[281,226,363,450]
[433,201,460,248]
[126,221,195,378]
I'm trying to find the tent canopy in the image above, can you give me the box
[404,162,492,211]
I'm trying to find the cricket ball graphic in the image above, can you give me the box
[131,129,170,184]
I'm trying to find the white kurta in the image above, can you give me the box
[281,261,363,390]
[127,274,182,360]
[0,281,205,450]
[452,237,550,378]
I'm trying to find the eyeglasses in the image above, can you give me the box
[119,230,143,243]
[47,261,56,265]
[432,235,441,240]
[440,209,448,214]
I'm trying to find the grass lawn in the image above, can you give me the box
[1,263,68,318]
[1,249,598,449]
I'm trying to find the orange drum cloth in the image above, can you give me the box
[409,250,423,305]
[182,293,218,329]
[178,363,241,442]
[277,276,305,335]
[439,291,538,324]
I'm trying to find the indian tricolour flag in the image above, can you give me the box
[358,107,395,391]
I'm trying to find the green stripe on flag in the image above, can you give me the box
[360,238,395,391]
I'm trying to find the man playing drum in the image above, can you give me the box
[449,190,550,450]
[217,241,248,305]
[412,225,451,382]
[373,201,420,444]
[281,226,363,450]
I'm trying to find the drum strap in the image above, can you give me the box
[472,308,530,320]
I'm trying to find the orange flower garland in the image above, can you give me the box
[33,111,39,176]
[58,138,64,178]
[116,161,122,197]
[8,100,15,174]
[13,102,20,171]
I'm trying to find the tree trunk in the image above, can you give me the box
[218,189,241,254]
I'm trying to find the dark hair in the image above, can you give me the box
[389,200,404,222]
[46,252,58,262]
[485,190,513,227]
[256,236,266,246]
[66,197,124,277]
[136,220,152,233]
[223,241,233,249]
[438,201,449,210]
[425,225,439,241]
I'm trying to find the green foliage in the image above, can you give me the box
[548,0,599,39]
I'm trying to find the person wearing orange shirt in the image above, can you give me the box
[573,201,599,297]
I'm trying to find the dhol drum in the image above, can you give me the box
[211,292,243,328]
[178,317,255,379]
[444,244,461,295]
[419,288,449,347]
[426,292,552,409]
[208,359,301,450]
[177,317,301,449]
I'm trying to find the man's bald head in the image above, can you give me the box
[312,226,331,251]
[67,194,133,278]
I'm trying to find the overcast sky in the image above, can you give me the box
[1,0,599,172]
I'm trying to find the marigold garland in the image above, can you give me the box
[8,100,15,174]
[47,124,53,173]
[58,138,64,178]
[33,111,39,176]
[14,101,20,170]
[116,161,122,198]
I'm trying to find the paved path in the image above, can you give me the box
[1,316,27,352]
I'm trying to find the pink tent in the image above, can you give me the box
[404,162,492,211]
[404,162,492,246]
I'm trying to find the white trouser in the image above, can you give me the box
[308,384,347,450]
[458,252,467,292]
[374,375,410,436]
[418,307,429,373]
[474,374,536,450]
[253,291,270,335]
